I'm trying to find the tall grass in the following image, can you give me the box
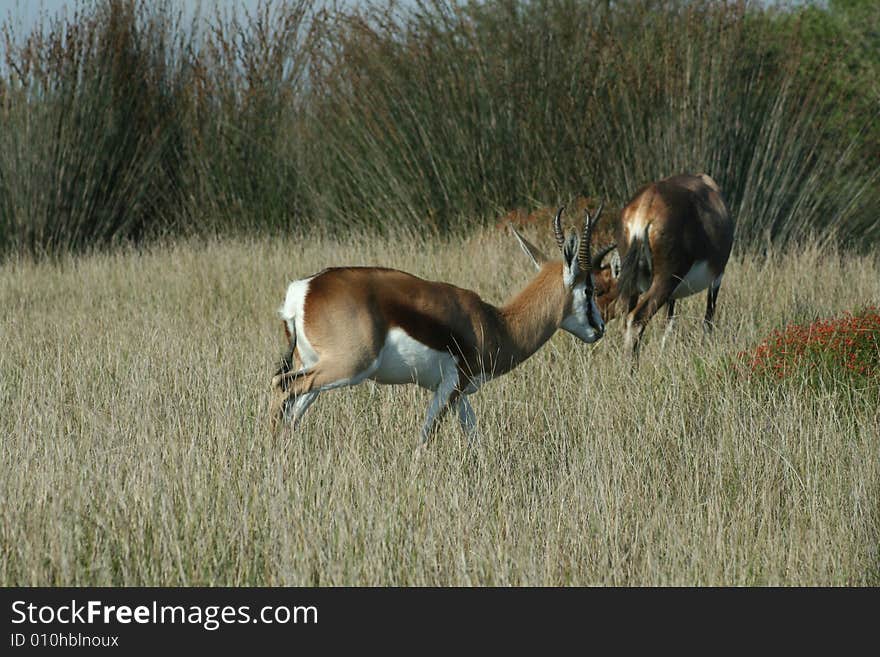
[311,0,879,243]
[0,1,192,254]
[1,231,878,585]
[0,0,877,255]
[186,0,314,232]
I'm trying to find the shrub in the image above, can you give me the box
[739,307,880,381]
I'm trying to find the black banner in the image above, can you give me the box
[0,587,873,651]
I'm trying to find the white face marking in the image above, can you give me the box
[279,277,319,367]
[563,262,576,289]
[671,260,715,300]
[372,327,457,390]
[560,280,604,343]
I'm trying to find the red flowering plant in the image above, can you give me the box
[739,306,880,383]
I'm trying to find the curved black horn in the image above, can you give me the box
[591,242,617,269]
[591,242,617,271]
[578,201,604,272]
[553,206,566,252]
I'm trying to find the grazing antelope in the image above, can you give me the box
[270,207,606,444]
[592,173,734,359]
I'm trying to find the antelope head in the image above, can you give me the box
[592,243,621,321]
[510,204,607,343]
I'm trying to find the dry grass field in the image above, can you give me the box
[1,229,878,585]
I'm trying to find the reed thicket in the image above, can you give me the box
[0,0,877,256]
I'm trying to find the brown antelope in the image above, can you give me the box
[270,207,606,444]
[591,173,734,359]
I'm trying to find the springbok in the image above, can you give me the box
[270,207,606,444]
[592,173,734,359]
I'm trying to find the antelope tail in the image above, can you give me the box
[616,222,652,310]
[274,319,298,382]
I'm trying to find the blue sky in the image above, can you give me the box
[0,0,268,33]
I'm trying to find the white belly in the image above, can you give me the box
[671,260,716,300]
[372,328,457,390]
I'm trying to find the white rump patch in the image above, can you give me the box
[372,327,457,391]
[627,213,649,242]
[671,260,715,300]
[279,277,319,367]
[624,221,652,293]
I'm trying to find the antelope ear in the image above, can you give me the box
[610,249,622,278]
[509,226,547,271]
